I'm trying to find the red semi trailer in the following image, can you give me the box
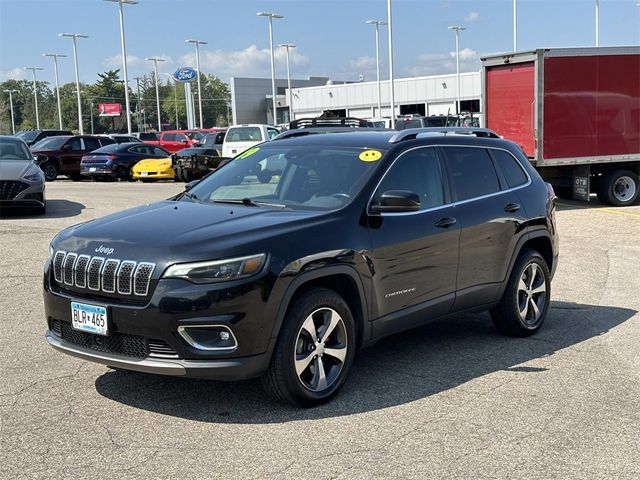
[481,47,640,206]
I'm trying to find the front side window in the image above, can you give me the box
[267,128,279,140]
[491,149,528,188]
[442,147,500,201]
[186,145,385,211]
[374,147,445,210]
[163,133,177,142]
[68,138,82,151]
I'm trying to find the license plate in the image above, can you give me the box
[140,172,148,177]
[89,167,96,172]
[71,302,108,336]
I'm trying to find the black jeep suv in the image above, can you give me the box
[43,128,558,407]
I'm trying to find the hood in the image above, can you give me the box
[53,200,333,267]
[0,160,38,180]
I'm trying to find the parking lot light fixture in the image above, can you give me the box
[146,57,166,132]
[186,39,208,129]
[59,33,88,134]
[104,0,137,135]
[448,25,466,116]
[386,0,396,128]
[43,53,67,130]
[23,66,44,130]
[366,20,387,117]
[3,89,19,134]
[257,12,283,125]
[278,43,296,123]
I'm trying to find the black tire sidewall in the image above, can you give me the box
[41,161,58,182]
[603,170,640,207]
[506,251,551,333]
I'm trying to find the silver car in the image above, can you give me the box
[0,136,46,214]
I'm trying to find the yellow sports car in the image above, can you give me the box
[132,157,175,181]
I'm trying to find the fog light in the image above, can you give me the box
[178,325,237,351]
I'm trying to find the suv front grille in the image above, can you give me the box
[53,320,148,359]
[0,181,29,200]
[53,251,155,297]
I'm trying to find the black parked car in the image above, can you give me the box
[173,147,223,181]
[80,142,170,181]
[15,129,72,147]
[44,128,558,407]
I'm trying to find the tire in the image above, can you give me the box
[126,166,136,182]
[32,203,46,215]
[182,169,191,183]
[261,288,356,407]
[174,167,184,182]
[597,169,639,206]
[40,161,58,182]
[490,249,551,337]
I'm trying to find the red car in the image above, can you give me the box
[142,130,203,153]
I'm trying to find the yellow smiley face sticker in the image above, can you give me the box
[359,149,382,162]
[237,147,260,159]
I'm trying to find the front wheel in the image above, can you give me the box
[261,288,356,407]
[40,161,58,182]
[491,249,551,337]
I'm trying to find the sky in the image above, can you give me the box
[1,0,639,86]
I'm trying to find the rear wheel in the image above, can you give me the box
[597,170,639,206]
[261,288,356,407]
[491,249,551,337]
[40,161,58,182]
[181,168,191,182]
[174,167,184,182]
[68,173,84,182]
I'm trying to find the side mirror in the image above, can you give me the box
[185,179,201,191]
[370,190,421,214]
[62,143,72,151]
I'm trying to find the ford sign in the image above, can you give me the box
[173,67,198,83]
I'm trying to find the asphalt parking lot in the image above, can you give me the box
[1,181,639,479]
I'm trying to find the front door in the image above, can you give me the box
[59,137,84,174]
[368,146,460,338]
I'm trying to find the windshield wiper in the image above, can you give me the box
[212,198,287,208]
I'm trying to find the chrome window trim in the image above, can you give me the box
[100,258,121,294]
[117,261,136,295]
[86,257,105,291]
[62,253,78,286]
[74,254,91,288]
[133,262,156,296]
[366,144,532,217]
[177,325,238,352]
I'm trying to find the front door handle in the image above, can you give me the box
[504,203,521,213]
[435,217,457,228]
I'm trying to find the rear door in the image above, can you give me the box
[440,145,527,311]
[368,146,460,337]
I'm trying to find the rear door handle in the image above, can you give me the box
[504,203,521,213]
[435,217,457,228]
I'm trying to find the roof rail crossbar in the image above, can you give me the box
[289,117,370,129]
[389,127,500,143]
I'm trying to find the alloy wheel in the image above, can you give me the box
[517,263,547,326]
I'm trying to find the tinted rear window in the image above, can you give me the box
[442,147,501,201]
[491,149,528,188]
[226,127,262,142]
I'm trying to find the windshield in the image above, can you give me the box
[186,132,203,141]
[31,136,67,150]
[0,138,33,160]
[15,130,39,142]
[185,145,385,211]
[226,127,262,143]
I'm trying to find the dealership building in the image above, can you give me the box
[229,71,481,124]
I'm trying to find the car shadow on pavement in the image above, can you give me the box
[94,300,635,422]
[0,199,85,219]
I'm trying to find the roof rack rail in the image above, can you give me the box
[389,127,501,143]
[289,117,371,129]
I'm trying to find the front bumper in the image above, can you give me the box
[45,331,271,380]
[132,167,175,180]
[0,180,45,207]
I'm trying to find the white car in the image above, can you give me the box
[222,124,280,158]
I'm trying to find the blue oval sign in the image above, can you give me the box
[173,67,198,83]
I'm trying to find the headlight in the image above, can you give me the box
[24,171,43,182]
[162,253,266,284]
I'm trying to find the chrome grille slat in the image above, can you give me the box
[52,251,155,297]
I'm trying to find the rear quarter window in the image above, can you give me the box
[491,149,529,188]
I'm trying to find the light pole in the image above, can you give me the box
[386,0,396,127]
[146,57,165,132]
[104,0,137,134]
[366,20,387,117]
[43,53,67,129]
[186,39,208,129]
[513,0,517,51]
[59,33,88,134]
[257,12,283,125]
[278,43,296,123]
[3,89,18,134]
[161,72,179,129]
[23,67,44,129]
[448,25,466,116]
[595,0,600,47]
[133,76,143,132]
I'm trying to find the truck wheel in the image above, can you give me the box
[261,288,356,407]
[182,169,191,182]
[41,161,58,182]
[174,167,184,182]
[490,249,551,337]
[598,170,639,206]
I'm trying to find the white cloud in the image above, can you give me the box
[102,53,144,68]
[405,48,482,77]
[0,67,27,81]
[178,45,309,80]
[464,11,481,22]
[350,56,376,71]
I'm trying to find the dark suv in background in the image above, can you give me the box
[15,129,72,147]
[43,127,558,407]
[31,135,115,181]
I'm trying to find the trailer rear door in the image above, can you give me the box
[486,63,536,157]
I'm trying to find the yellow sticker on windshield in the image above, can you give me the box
[359,149,382,162]
[237,147,260,159]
